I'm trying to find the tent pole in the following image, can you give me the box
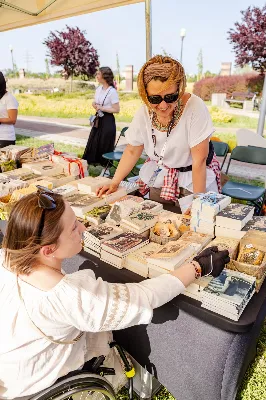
[257,73,266,136]
[145,0,152,61]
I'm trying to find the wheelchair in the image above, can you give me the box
[29,373,116,400]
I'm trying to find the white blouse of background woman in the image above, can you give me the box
[0,92,19,140]
[125,94,218,193]
[95,85,119,108]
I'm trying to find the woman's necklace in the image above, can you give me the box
[151,99,183,132]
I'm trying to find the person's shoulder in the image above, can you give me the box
[187,93,206,108]
[5,91,18,104]
[135,103,149,119]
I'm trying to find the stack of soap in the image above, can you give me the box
[184,276,213,301]
[215,203,254,239]
[178,231,213,252]
[10,185,37,201]
[201,269,256,321]
[147,241,199,275]
[120,210,158,234]
[77,176,111,195]
[106,199,142,226]
[101,232,149,269]
[84,205,111,225]
[83,223,122,257]
[140,200,163,214]
[191,192,231,236]
[67,193,106,218]
[113,195,144,205]
[124,242,162,278]
[242,216,266,233]
[0,178,28,196]
[23,161,64,176]
[53,184,78,198]
[119,180,139,194]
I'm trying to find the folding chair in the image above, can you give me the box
[101,127,128,177]
[222,146,266,215]
[211,140,229,169]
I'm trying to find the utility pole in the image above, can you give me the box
[9,45,15,72]
[23,50,34,72]
[145,0,152,61]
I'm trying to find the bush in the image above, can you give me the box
[209,107,233,124]
[193,73,265,101]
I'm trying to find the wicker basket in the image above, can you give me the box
[150,227,181,245]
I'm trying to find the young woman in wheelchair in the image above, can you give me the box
[0,186,229,399]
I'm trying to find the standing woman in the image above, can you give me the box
[83,67,120,171]
[0,72,19,148]
[97,56,221,212]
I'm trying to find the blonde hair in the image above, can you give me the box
[137,55,186,107]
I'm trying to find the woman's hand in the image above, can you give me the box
[193,246,230,277]
[96,181,120,197]
[92,102,97,110]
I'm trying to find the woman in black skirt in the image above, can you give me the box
[82,67,120,171]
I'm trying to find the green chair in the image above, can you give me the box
[101,127,128,177]
[222,146,266,215]
[211,140,229,169]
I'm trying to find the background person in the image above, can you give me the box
[0,71,19,148]
[82,67,120,175]
[0,187,228,399]
[97,56,221,212]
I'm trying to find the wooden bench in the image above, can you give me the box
[224,91,258,111]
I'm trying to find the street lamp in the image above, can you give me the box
[9,45,15,72]
[180,28,186,64]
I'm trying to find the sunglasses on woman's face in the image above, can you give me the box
[147,92,179,105]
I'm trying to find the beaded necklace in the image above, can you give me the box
[151,99,184,132]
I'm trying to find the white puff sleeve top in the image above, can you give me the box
[0,257,185,399]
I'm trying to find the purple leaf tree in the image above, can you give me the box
[44,25,100,81]
[228,5,266,74]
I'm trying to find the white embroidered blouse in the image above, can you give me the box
[0,255,185,399]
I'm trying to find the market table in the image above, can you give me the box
[62,251,266,400]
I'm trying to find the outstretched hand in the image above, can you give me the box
[193,246,230,278]
[96,182,119,197]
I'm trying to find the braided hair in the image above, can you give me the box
[137,55,186,107]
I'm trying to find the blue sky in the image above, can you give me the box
[0,0,265,75]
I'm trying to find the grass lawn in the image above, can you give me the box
[16,93,265,130]
[15,134,266,400]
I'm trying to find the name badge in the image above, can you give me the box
[147,167,162,187]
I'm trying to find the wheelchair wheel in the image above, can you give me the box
[29,373,116,400]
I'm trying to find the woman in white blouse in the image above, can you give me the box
[97,56,221,212]
[0,187,229,399]
[0,72,19,147]
[82,67,120,171]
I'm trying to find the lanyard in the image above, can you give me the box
[151,116,175,166]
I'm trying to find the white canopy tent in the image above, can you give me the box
[0,0,152,59]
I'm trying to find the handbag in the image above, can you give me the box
[89,87,112,128]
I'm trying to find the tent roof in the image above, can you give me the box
[0,0,143,32]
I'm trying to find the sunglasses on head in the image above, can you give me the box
[36,185,57,238]
[147,92,179,105]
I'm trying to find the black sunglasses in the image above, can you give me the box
[36,185,57,238]
[147,92,179,105]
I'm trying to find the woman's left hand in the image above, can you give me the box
[95,105,102,111]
